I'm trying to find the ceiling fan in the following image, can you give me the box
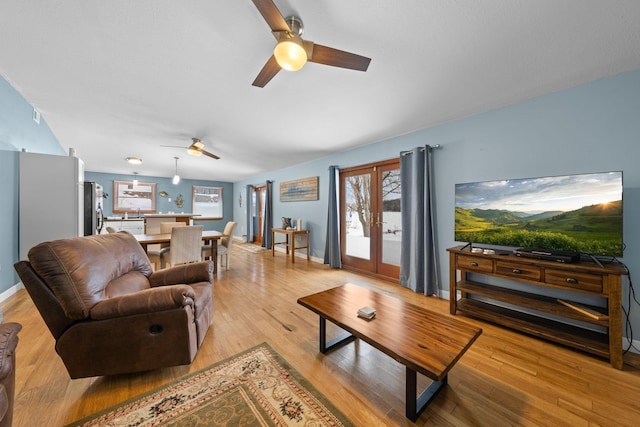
[251,0,371,87]
[161,138,220,159]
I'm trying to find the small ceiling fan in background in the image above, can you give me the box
[251,0,371,87]
[161,138,220,159]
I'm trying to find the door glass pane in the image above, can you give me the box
[251,190,259,234]
[345,173,371,259]
[381,168,401,266]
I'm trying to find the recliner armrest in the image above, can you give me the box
[90,285,195,320]
[149,261,213,287]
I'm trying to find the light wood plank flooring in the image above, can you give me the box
[3,245,640,426]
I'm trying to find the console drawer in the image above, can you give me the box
[545,269,603,293]
[496,261,542,281]
[457,255,493,273]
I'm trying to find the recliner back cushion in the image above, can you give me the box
[28,233,153,320]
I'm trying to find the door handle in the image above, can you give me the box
[376,212,383,226]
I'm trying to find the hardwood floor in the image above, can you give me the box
[3,246,640,426]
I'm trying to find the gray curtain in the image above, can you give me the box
[245,185,254,243]
[261,180,273,249]
[324,165,342,268]
[399,146,439,295]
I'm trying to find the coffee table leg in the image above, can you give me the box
[319,317,356,354]
[406,367,447,421]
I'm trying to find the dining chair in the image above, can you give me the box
[161,225,204,268]
[147,222,186,270]
[202,221,236,270]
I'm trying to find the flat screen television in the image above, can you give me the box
[454,171,623,258]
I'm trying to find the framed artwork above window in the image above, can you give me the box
[192,185,223,219]
[113,180,157,213]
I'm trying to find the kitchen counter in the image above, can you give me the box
[143,213,201,219]
[106,217,145,221]
[102,218,144,234]
[143,213,201,234]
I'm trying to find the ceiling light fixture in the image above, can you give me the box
[187,146,202,156]
[132,172,139,186]
[126,156,143,165]
[172,157,180,185]
[274,32,307,71]
[273,16,308,72]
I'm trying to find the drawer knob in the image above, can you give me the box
[470,262,479,267]
[566,277,578,284]
[512,269,522,274]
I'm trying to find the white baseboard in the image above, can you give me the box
[0,282,23,321]
[271,245,323,263]
[0,282,23,304]
[235,238,322,263]
[623,337,640,354]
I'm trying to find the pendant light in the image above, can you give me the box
[132,172,139,186]
[172,157,180,185]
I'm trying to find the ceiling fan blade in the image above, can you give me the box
[308,44,371,71]
[201,150,220,160]
[161,144,188,148]
[251,0,290,33]
[252,55,281,87]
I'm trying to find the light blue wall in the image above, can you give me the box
[0,74,233,293]
[0,75,64,293]
[85,172,233,231]
[234,68,640,339]
[4,68,640,339]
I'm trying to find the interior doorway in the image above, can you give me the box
[252,185,266,245]
[340,159,401,280]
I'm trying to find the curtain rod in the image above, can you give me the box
[400,144,441,156]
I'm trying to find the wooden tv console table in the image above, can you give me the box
[448,245,628,369]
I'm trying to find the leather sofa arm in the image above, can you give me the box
[149,261,213,287]
[90,285,195,320]
[0,322,21,427]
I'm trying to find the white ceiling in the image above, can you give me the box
[2,1,640,182]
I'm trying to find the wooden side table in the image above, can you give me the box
[272,228,309,263]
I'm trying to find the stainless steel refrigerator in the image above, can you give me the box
[19,152,84,259]
[84,181,104,236]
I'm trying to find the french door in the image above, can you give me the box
[252,185,266,245]
[340,159,401,279]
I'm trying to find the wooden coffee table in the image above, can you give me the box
[297,283,482,421]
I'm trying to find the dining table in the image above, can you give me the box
[133,230,225,273]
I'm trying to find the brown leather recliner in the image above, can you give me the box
[14,232,213,379]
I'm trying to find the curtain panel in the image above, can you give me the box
[261,180,273,249]
[399,146,439,295]
[324,165,342,268]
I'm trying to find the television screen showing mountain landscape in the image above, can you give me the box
[455,171,623,257]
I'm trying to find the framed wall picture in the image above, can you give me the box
[280,176,319,202]
[113,180,157,213]
[192,185,223,219]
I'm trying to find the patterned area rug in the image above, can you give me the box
[67,343,354,426]
[235,242,270,253]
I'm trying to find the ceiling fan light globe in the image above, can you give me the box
[274,39,307,71]
[187,147,203,156]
